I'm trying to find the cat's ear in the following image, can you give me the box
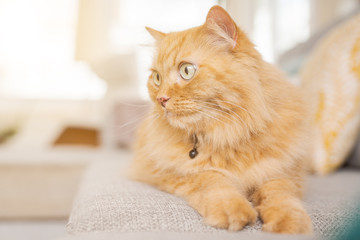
[145,27,166,41]
[205,6,237,49]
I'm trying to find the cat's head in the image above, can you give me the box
[146,6,270,133]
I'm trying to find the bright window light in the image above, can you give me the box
[0,0,106,100]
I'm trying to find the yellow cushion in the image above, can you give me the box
[301,13,360,175]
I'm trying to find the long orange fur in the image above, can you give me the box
[130,6,313,234]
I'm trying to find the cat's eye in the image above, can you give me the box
[179,63,196,80]
[152,71,161,86]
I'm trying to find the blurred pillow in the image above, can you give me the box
[301,13,360,175]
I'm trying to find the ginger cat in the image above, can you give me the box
[130,6,313,234]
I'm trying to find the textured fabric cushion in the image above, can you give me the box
[67,158,360,239]
[58,231,313,240]
[301,13,360,175]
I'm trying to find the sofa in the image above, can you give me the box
[54,148,360,240]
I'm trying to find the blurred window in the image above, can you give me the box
[0,0,106,100]
[253,0,310,62]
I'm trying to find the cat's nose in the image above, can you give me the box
[157,96,170,107]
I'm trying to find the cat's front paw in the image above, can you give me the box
[259,205,313,234]
[201,194,258,231]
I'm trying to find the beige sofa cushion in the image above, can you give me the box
[67,159,360,239]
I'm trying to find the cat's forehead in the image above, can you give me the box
[152,28,204,71]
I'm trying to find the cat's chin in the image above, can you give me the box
[164,110,203,130]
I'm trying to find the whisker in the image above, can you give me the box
[214,99,253,117]
[194,107,230,125]
[114,112,157,130]
[195,102,244,126]
[200,105,242,125]
[117,125,139,137]
[119,114,160,136]
[194,100,246,126]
